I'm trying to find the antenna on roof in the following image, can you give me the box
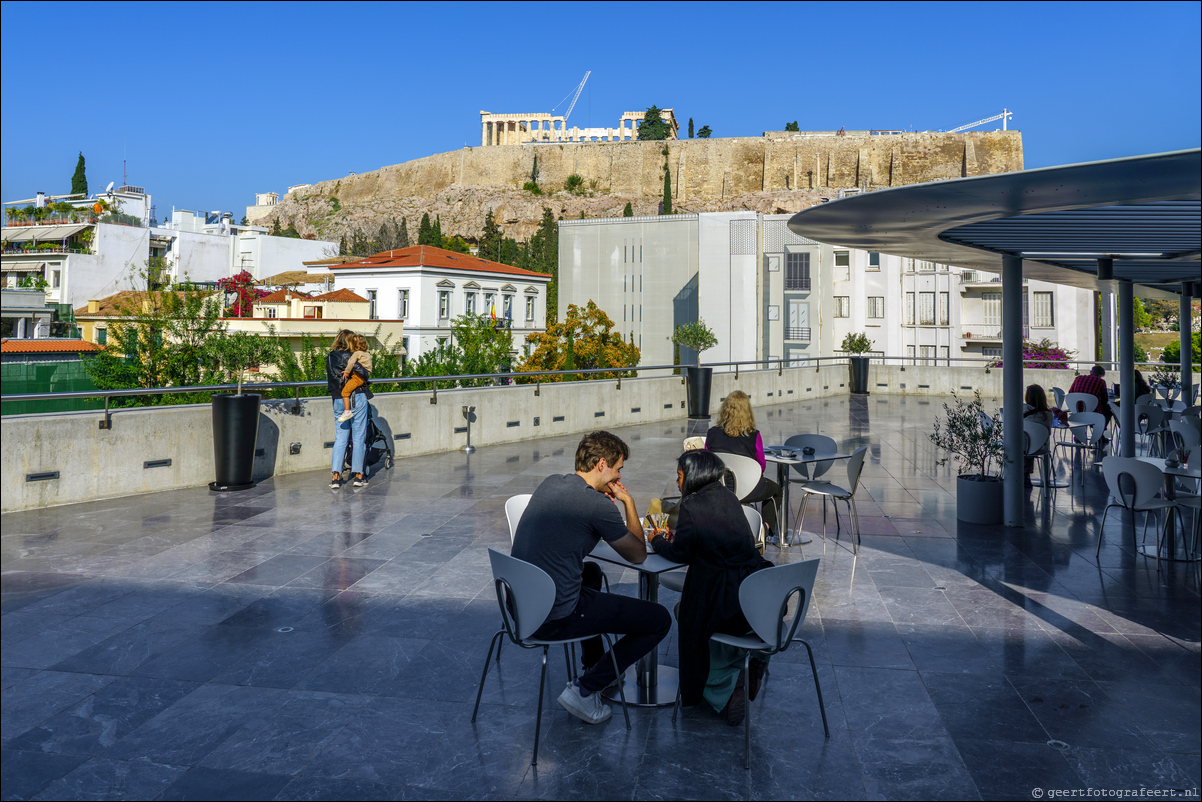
[105,181,115,194]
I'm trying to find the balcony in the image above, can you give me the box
[958,271,1025,288]
[783,278,811,291]
[784,326,811,341]
[961,324,1028,340]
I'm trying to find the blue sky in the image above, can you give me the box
[2,1,1199,220]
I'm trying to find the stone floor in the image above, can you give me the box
[2,395,1199,801]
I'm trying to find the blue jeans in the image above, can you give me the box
[331,394,367,475]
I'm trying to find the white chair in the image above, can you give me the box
[673,558,829,769]
[1024,419,1053,491]
[1053,412,1106,487]
[796,447,868,554]
[1134,403,1169,456]
[1051,387,1066,408]
[715,452,774,550]
[661,507,762,593]
[1169,419,1201,454]
[1134,392,1156,407]
[784,434,839,542]
[1064,392,1099,414]
[1096,457,1182,571]
[505,494,532,543]
[472,549,630,765]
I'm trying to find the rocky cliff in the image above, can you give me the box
[264,131,1022,244]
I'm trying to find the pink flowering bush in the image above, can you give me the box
[988,338,1074,369]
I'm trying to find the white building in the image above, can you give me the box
[317,245,551,363]
[2,187,337,316]
[558,211,1096,367]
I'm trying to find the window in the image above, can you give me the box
[919,345,936,364]
[503,294,513,320]
[867,297,884,318]
[303,306,322,319]
[917,260,936,273]
[906,345,916,359]
[940,345,950,362]
[919,292,935,325]
[939,292,950,325]
[265,307,277,319]
[982,346,1002,358]
[834,296,850,318]
[97,327,107,345]
[1033,291,1054,327]
[834,250,850,281]
[484,292,496,314]
[526,296,535,321]
[982,292,1001,327]
[398,289,409,318]
[52,270,61,288]
[439,291,450,319]
[465,292,477,316]
[906,292,915,325]
[867,252,880,271]
[785,252,810,290]
[367,289,378,320]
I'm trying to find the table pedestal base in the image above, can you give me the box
[602,665,679,708]
[1137,544,1201,563]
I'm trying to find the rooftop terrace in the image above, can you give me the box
[2,395,1199,800]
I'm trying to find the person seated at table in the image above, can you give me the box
[704,390,784,542]
[1069,365,1113,434]
[1113,369,1153,402]
[511,430,672,725]
[1023,385,1054,487]
[650,449,773,726]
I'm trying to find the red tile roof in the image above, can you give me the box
[1,338,102,354]
[312,288,367,303]
[257,289,310,304]
[331,245,547,278]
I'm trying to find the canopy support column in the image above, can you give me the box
[1118,281,1136,458]
[1098,259,1115,369]
[1002,255,1024,527]
[1182,286,1194,406]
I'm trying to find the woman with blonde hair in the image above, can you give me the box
[704,390,784,542]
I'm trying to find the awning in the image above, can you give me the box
[1,223,90,243]
[1,261,45,272]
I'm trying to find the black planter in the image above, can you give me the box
[210,393,260,492]
[956,475,1003,524]
[848,355,870,395]
[685,366,713,418]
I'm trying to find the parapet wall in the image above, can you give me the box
[290,131,1023,206]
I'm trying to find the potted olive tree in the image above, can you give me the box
[671,321,719,418]
[929,391,1006,524]
[206,331,280,491]
[841,332,874,395]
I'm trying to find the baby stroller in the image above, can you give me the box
[343,402,395,475]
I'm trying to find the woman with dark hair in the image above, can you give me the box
[705,390,784,541]
[1023,384,1054,487]
[650,449,773,726]
[327,329,371,488]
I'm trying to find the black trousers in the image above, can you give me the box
[532,562,672,694]
[741,476,782,534]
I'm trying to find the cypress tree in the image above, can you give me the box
[338,234,347,255]
[398,217,409,247]
[71,152,87,195]
[480,209,503,261]
[688,118,694,139]
[417,213,433,245]
[662,150,672,215]
[433,215,443,246]
[622,202,634,217]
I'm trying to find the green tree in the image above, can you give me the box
[339,234,348,255]
[518,301,640,380]
[688,118,694,138]
[433,215,443,246]
[697,125,712,138]
[403,314,514,389]
[204,331,281,394]
[71,152,87,195]
[622,202,634,217]
[216,270,268,317]
[1161,333,1201,365]
[398,217,409,248]
[637,106,672,141]
[564,174,585,194]
[417,213,436,245]
[785,121,800,132]
[441,235,470,253]
[270,218,282,236]
[661,148,672,214]
[479,209,503,261]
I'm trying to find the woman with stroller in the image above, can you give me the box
[327,330,371,488]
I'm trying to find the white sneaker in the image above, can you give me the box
[337,409,354,423]
[557,680,612,725]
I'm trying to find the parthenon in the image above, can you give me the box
[479,109,679,146]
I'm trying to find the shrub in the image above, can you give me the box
[522,181,542,195]
[564,174,585,194]
[987,338,1074,369]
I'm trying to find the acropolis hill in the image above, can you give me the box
[263,130,1023,244]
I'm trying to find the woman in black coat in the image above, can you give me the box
[651,450,773,724]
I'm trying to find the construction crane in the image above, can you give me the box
[944,109,1013,133]
[552,71,591,124]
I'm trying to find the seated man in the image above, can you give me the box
[511,430,672,725]
[1069,364,1113,428]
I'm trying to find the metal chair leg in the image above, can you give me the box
[672,686,681,723]
[532,646,549,765]
[796,639,831,738]
[472,630,505,722]
[743,651,752,770]
[601,633,631,729]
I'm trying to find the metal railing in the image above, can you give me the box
[961,324,1029,340]
[784,326,811,341]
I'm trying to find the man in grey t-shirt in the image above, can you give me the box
[511,431,672,725]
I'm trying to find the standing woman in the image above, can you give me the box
[327,329,370,488]
[705,390,784,542]
[650,449,773,725]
